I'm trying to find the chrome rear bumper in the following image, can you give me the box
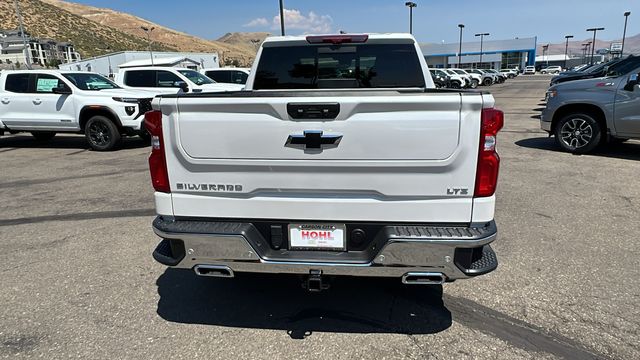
[151,217,498,281]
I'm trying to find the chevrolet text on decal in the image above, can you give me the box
[176,183,243,192]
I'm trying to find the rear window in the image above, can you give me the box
[5,73,30,93]
[254,43,425,89]
[124,70,156,87]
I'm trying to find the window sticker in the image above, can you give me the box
[36,78,59,92]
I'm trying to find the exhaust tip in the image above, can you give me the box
[402,272,446,285]
[194,265,234,278]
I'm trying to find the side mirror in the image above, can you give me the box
[175,81,189,92]
[624,74,639,91]
[52,85,72,95]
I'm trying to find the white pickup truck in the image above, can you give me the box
[147,33,503,291]
[0,70,154,150]
[114,67,244,94]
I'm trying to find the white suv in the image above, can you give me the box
[450,68,480,88]
[201,68,250,85]
[0,70,154,151]
[115,67,244,94]
[541,66,563,74]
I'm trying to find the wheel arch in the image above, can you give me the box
[551,103,607,135]
[79,106,122,131]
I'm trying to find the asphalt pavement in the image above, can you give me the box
[1,75,639,359]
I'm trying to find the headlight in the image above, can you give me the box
[112,97,139,103]
[545,90,557,101]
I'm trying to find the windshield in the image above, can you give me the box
[454,70,467,75]
[606,57,640,77]
[63,73,120,90]
[177,70,215,85]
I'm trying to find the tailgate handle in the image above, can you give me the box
[287,103,340,120]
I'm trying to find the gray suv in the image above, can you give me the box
[541,57,640,153]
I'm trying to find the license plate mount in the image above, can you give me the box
[288,223,346,251]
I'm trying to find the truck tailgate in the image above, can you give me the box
[160,91,485,223]
[177,94,460,160]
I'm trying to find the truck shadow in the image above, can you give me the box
[0,134,148,150]
[155,268,452,337]
[516,137,640,161]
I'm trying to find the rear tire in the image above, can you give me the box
[31,131,56,141]
[450,81,461,89]
[84,115,121,151]
[470,79,479,89]
[554,113,602,154]
[483,78,493,86]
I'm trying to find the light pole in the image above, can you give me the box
[564,35,573,69]
[586,27,604,65]
[405,2,417,35]
[542,44,549,67]
[141,26,155,65]
[14,0,32,69]
[106,46,113,77]
[581,43,589,64]
[583,42,592,64]
[475,33,489,68]
[621,12,631,57]
[279,0,285,36]
[457,24,464,67]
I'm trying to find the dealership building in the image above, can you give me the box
[420,37,537,70]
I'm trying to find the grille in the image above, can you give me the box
[136,98,153,119]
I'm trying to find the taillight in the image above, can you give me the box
[474,108,504,198]
[144,110,170,193]
[306,35,368,44]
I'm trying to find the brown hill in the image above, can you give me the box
[537,33,640,57]
[0,0,176,58]
[39,0,261,65]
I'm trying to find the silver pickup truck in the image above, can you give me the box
[146,33,503,291]
[542,55,640,153]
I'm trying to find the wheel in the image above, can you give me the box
[470,79,479,89]
[84,115,121,151]
[31,131,56,141]
[450,81,461,89]
[554,113,602,154]
[483,78,493,86]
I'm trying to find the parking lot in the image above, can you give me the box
[1,75,639,359]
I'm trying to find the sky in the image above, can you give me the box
[71,0,640,45]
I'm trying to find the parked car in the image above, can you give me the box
[541,66,563,74]
[114,67,244,94]
[467,69,494,86]
[451,68,480,88]
[499,69,518,79]
[442,69,466,88]
[550,58,627,86]
[524,66,536,75]
[541,57,640,153]
[147,33,503,290]
[201,67,250,85]
[485,69,506,83]
[0,70,153,150]
[429,69,449,88]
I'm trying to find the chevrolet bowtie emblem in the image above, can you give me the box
[285,130,343,150]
